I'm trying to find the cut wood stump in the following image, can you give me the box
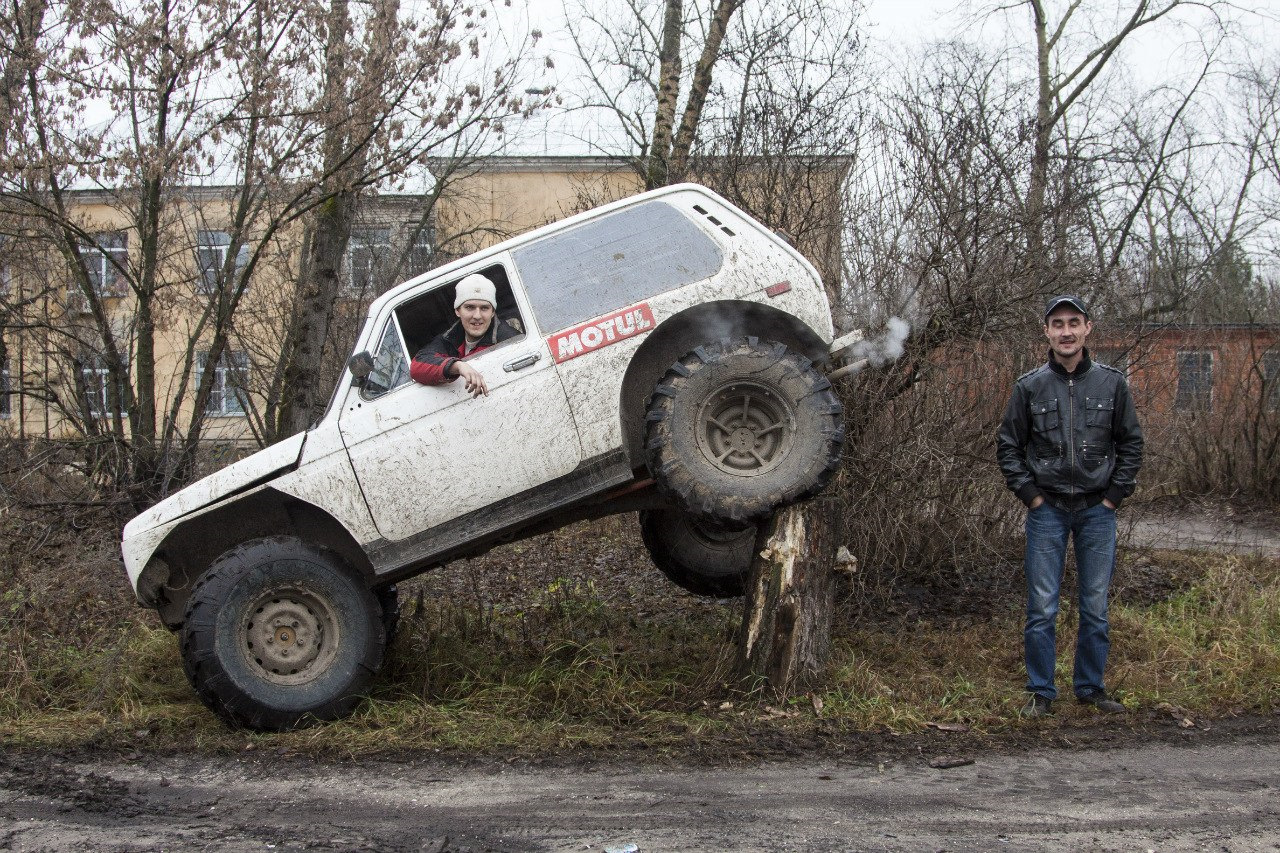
[734,500,836,697]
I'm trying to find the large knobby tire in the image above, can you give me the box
[639,508,756,598]
[180,537,384,731]
[644,337,844,524]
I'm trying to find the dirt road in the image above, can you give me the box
[1126,502,1280,557]
[4,717,1279,852]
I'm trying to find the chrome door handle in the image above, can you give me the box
[503,352,541,372]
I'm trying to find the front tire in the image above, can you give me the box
[180,537,384,731]
[639,508,756,598]
[644,337,843,523]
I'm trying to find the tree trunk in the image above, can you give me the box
[275,0,355,437]
[735,501,837,697]
[669,0,742,181]
[646,0,683,190]
[1027,0,1052,293]
[277,195,354,436]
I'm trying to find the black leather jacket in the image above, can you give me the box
[996,351,1143,510]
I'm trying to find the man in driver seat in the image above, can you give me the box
[409,273,521,397]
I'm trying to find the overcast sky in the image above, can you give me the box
[503,0,1278,156]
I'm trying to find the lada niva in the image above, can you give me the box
[122,183,848,729]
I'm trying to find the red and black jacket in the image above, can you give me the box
[409,318,522,385]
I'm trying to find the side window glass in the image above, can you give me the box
[512,200,723,333]
[362,317,410,399]
[393,264,526,367]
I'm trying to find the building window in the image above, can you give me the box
[345,228,391,296]
[1262,350,1280,413]
[196,350,248,416]
[197,230,248,293]
[404,225,435,278]
[1,357,10,418]
[0,235,12,297]
[82,356,127,419]
[76,232,128,298]
[1176,350,1213,411]
[1093,347,1129,375]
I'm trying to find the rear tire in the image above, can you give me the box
[644,337,843,523]
[180,537,384,731]
[639,508,756,598]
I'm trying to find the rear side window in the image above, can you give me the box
[512,200,723,333]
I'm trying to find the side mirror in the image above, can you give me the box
[347,351,374,385]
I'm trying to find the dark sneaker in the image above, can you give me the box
[1077,690,1126,713]
[1019,693,1053,718]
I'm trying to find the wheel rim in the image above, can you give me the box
[240,585,340,686]
[696,380,795,477]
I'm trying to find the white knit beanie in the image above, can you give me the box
[454,273,496,309]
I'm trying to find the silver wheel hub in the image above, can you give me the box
[241,586,340,686]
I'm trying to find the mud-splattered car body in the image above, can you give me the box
[121,184,847,729]
[122,183,837,627]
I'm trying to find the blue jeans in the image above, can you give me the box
[1024,501,1117,701]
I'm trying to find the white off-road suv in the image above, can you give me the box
[122,184,847,730]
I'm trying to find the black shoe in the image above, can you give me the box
[1077,690,1126,713]
[1019,693,1053,718]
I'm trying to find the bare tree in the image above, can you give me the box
[830,4,1280,606]
[0,0,545,504]
[566,0,868,696]
[690,0,866,301]
[273,0,546,437]
[567,0,744,190]
[1021,0,1226,295]
[0,0,271,501]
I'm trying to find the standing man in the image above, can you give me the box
[409,273,521,397]
[996,295,1143,718]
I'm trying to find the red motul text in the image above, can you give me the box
[550,304,655,364]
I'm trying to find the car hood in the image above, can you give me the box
[122,432,308,539]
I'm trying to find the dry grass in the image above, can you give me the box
[3,502,1279,756]
[6,330,1276,755]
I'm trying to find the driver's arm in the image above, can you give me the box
[409,335,458,386]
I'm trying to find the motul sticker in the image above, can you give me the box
[550,304,655,363]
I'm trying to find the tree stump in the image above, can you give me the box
[734,500,837,697]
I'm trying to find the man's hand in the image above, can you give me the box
[1029,496,1045,510]
[453,361,488,398]
[1102,498,1117,510]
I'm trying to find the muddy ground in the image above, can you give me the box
[3,500,1279,851]
[2,714,1279,852]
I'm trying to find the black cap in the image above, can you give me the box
[1043,294,1089,321]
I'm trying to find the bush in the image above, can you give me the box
[833,349,1025,615]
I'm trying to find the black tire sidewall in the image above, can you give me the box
[647,339,842,522]
[182,538,382,730]
[639,508,755,597]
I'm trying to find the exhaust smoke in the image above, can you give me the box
[829,317,911,380]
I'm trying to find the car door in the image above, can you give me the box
[337,262,582,542]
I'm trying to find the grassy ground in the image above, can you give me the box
[2,513,1278,758]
